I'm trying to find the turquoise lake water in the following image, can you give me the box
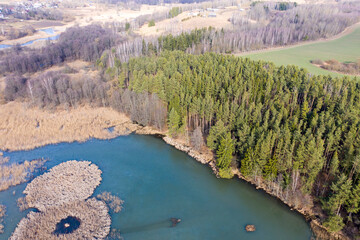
[0,135,312,239]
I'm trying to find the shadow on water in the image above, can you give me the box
[121,219,178,234]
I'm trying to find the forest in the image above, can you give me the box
[1,25,121,74]
[119,51,360,234]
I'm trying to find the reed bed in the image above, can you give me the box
[23,160,102,211]
[0,204,5,234]
[97,192,124,213]
[0,102,140,151]
[0,155,46,192]
[10,198,111,240]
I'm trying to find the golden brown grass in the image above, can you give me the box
[0,204,5,234]
[96,192,124,213]
[0,155,46,192]
[23,161,102,211]
[0,76,5,94]
[10,198,111,240]
[12,161,115,239]
[0,102,141,151]
[137,7,237,37]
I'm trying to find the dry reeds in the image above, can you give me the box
[96,192,124,213]
[0,102,141,152]
[0,155,46,192]
[0,204,5,234]
[10,198,111,240]
[11,160,115,239]
[23,161,102,212]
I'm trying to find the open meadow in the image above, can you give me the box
[136,6,241,37]
[240,24,360,77]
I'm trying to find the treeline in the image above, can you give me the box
[98,1,360,59]
[111,51,360,235]
[107,28,210,63]
[223,2,360,51]
[4,71,109,108]
[96,0,210,4]
[4,70,167,129]
[0,25,121,74]
[250,1,297,11]
[103,2,360,66]
[13,9,63,21]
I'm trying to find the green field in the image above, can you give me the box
[241,26,360,77]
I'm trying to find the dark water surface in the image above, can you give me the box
[53,216,81,235]
[0,135,312,239]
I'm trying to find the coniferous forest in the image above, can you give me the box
[116,51,360,234]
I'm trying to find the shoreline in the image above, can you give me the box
[161,137,348,240]
[0,103,348,239]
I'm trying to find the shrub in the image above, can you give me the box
[148,20,155,27]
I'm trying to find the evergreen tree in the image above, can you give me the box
[346,182,360,215]
[207,120,227,151]
[324,174,352,216]
[329,151,339,176]
[216,132,234,170]
[323,215,345,233]
[240,148,255,177]
[264,156,278,181]
[168,108,180,137]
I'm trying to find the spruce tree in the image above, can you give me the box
[216,132,234,170]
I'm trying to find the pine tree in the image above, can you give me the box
[346,182,360,215]
[264,156,278,181]
[329,151,339,176]
[241,148,255,177]
[323,215,345,233]
[216,132,234,170]
[324,174,352,216]
[207,120,227,150]
[168,108,180,137]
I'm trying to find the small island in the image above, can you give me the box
[10,161,117,240]
[245,224,256,232]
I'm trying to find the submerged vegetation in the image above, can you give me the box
[0,205,5,234]
[97,192,124,213]
[0,154,46,192]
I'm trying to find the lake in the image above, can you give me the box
[0,135,312,239]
